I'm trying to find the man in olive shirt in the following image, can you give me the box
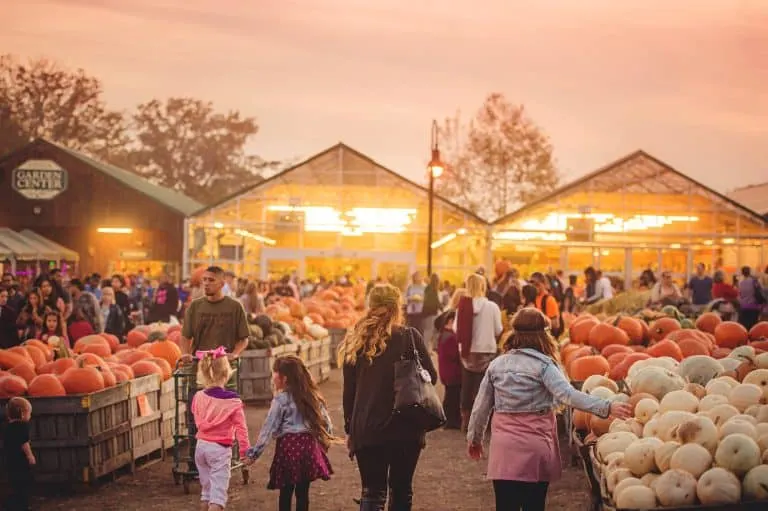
[181,266,249,361]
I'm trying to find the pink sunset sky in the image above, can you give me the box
[3,0,767,194]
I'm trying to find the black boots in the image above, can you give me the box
[359,497,386,511]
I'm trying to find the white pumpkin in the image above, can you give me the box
[654,441,681,473]
[696,467,741,505]
[730,413,758,425]
[670,443,712,478]
[634,398,659,425]
[729,383,764,412]
[654,469,697,507]
[742,464,768,500]
[609,418,643,437]
[708,403,741,427]
[589,386,615,400]
[756,352,768,370]
[714,433,762,477]
[757,423,768,437]
[596,432,639,463]
[628,356,680,380]
[606,467,634,494]
[699,394,729,412]
[672,415,719,454]
[642,417,661,438]
[743,369,768,400]
[758,434,768,454]
[582,374,619,394]
[655,411,696,441]
[629,365,686,400]
[683,382,707,399]
[641,472,660,490]
[720,418,759,440]
[706,379,734,397]
[677,355,724,386]
[716,375,740,388]
[729,345,757,363]
[720,358,742,372]
[611,393,630,404]
[756,405,768,424]
[763,449,768,464]
[605,452,627,472]
[659,390,699,414]
[624,438,662,476]
[612,476,643,500]
[616,485,657,510]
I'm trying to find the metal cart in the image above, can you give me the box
[171,359,250,494]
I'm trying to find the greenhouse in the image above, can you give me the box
[185,146,768,286]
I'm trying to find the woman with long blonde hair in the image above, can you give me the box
[339,284,437,511]
[467,308,632,511]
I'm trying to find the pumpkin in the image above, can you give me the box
[628,392,658,412]
[742,369,768,400]
[677,355,724,386]
[596,431,639,462]
[614,316,644,345]
[654,441,680,472]
[714,433,761,477]
[654,469,697,507]
[569,355,610,381]
[100,333,120,353]
[712,347,732,359]
[659,390,699,414]
[646,339,683,361]
[629,366,685,400]
[60,364,105,394]
[570,316,600,345]
[0,350,32,370]
[0,375,28,397]
[650,317,680,342]
[673,415,719,454]
[582,375,619,394]
[99,367,117,387]
[720,418,758,440]
[81,342,112,358]
[7,346,32,362]
[75,353,108,369]
[700,394,729,412]
[742,464,768,500]
[147,338,182,368]
[573,410,592,431]
[696,312,722,334]
[9,364,36,384]
[23,339,54,361]
[588,323,629,351]
[678,338,711,358]
[148,357,172,380]
[131,360,164,379]
[714,321,749,349]
[126,329,148,348]
[27,373,66,397]
[23,345,47,369]
[669,443,712,478]
[728,383,764,412]
[749,321,768,342]
[601,345,633,358]
[616,485,657,509]
[565,346,597,373]
[38,357,76,375]
[74,335,111,354]
[610,352,652,381]
[116,350,153,365]
[696,467,741,505]
[624,438,661,476]
[590,415,615,436]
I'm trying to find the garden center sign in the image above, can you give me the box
[12,159,68,200]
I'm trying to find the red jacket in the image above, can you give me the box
[713,282,738,301]
[437,329,461,386]
[456,296,474,359]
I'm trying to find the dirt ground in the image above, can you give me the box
[31,369,592,511]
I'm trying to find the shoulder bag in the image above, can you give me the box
[392,327,446,432]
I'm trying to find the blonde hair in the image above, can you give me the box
[338,284,403,365]
[466,273,487,298]
[197,354,233,388]
[449,288,469,309]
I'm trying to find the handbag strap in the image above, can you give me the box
[400,327,424,369]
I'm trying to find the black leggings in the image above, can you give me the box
[493,480,549,511]
[279,482,310,511]
[356,441,422,510]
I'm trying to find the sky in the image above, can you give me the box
[3,0,767,194]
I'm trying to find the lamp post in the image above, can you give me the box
[426,119,444,277]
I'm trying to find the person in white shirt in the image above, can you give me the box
[585,268,613,304]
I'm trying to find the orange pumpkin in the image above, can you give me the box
[569,355,610,381]
[109,363,135,383]
[99,333,120,353]
[714,321,748,349]
[606,352,630,370]
[610,352,651,380]
[695,312,722,334]
[590,415,614,437]
[650,318,681,342]
[749,321,768,342]
[564,346,597,372]
[131,360,164,379]
[646,339,684,361]
[28,374,66,397]
[148,357,172,381]
[614,316,644,344]
[99,367,117,387]
[601,345,634,358]
[307,313,325,326]
[23,340,53,361]
[750,340,768,352]
[0,350,33,370]
[588,323,629,352]
[628,392,657,412]
[573,410,592,431]
[9,363,36,384]
[678,338,710,358]
[0,375,28,398]
[561,343,585,361]
[116,350,153,365]
[74,335,111,354]
[711,347,732,359]
[569,316,600,345]
[81,342,112,358]
[126,329,148,348]
[167,330,182,346]
[23,345,47,369]
[38,357,76,375]
[147,338,182,368]
[638,320,650,343]
[115,344,134,353]
[75,353,108,369]
[60,365,105,394]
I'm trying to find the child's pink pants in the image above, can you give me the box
[195,439,232,507]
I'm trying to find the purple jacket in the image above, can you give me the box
[437,329,462,386]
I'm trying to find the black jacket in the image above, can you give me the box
[342,326,437,454]
[103,304,128,338]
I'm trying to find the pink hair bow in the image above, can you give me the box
[195,346,227,360]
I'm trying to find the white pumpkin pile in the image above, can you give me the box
[580,347,768,508]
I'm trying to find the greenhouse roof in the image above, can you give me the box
[493,150,768,226]
[727,182,768,216]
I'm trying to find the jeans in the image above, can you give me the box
[6,467,31,511]
[739,308,760,332]
[279,482,310,511]
[492,480,549,511]
[195,439,232,507]
[356,441,422,511]
[443,384,461,429]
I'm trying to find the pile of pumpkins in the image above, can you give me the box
[265,286,365,333]
[563,311,768,383]
[0,324,182,398]
[573,344,768,508]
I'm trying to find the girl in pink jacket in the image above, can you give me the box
[191,347,250,511]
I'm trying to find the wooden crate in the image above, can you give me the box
[127,375,163,461]
[308,340,321,363]
[297,342,310,363]
[161,403,186,451]
[159,377,176,414]
[238,344,299,402]
[328,328,346,368]
[0,384,132,484]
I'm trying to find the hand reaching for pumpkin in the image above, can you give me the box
[609,401,633,420]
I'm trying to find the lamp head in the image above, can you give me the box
[427,148,444,178]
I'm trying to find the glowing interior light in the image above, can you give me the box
[97,227,133,234]
[213,222,224,229]
[234,229,277,246]
[512,212,699,234]
[722,238,735,244]
[669,243,682,249]
[267,205,417,234]
[703,240,713,246]
[493,231,568,242]
[431,233,457,249]
[601,250,610,256]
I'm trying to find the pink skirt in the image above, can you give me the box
[486,411,562,482]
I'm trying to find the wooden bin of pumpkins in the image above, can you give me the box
[0,324,185,483]
[561,309,768,510]
[241,310,334,403]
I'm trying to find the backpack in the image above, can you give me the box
[538,294,564,338]
[546,275,565,304]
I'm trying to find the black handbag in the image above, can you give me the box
[392,327,446,432]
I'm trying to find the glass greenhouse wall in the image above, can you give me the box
[185,144,488,287]
[491,151,768,286]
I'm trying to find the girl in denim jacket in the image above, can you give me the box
[467,309,632,511]
[247,355,334,511]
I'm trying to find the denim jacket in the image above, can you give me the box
[467,348,611,445]
[246,390,333,459]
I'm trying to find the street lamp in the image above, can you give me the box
[426,119,444,277]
